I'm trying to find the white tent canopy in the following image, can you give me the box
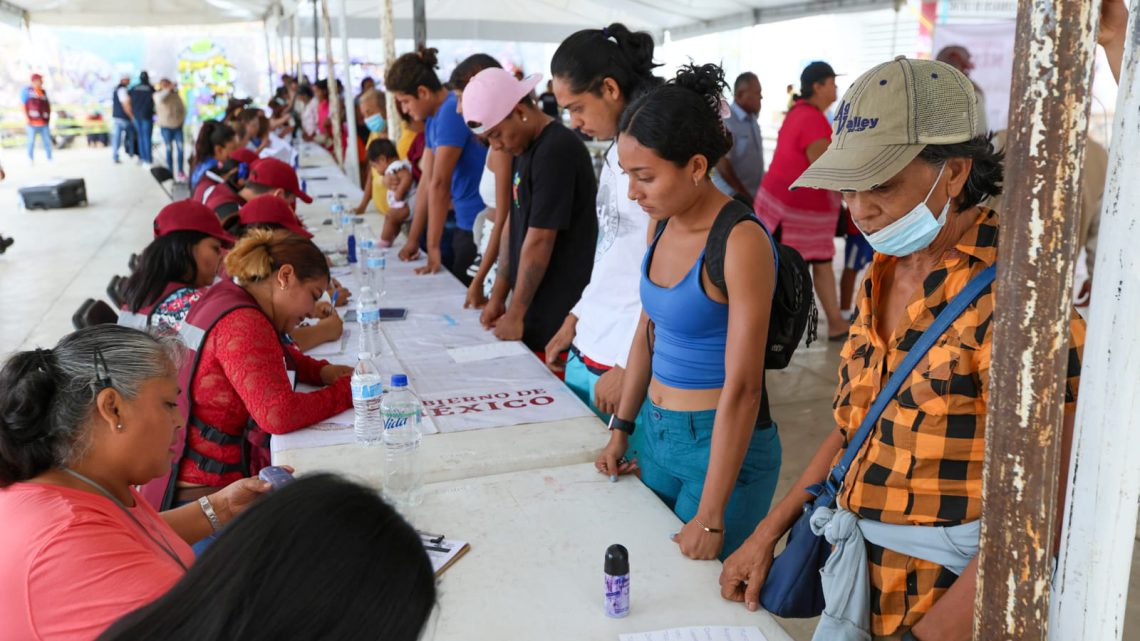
[3,0,893,42]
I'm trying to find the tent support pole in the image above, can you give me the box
[319,0,343,168]
[413,0,426,49]
[1049,2,1140,639]
[381,0,401,143]
[338,0,360,186]
[975,0,1099,638]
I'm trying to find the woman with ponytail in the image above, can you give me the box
[600,64,782,561]
[543,24,661,428]
[189,120,239,194]
[0,326,273,640]
[150,230,352,521]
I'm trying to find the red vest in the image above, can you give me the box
[138,279,294,510]
[117,281,188,330]
[24,89,49,124]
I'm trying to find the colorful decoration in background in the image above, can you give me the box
[177,39,238,127]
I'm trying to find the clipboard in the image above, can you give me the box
[419,531,470,577]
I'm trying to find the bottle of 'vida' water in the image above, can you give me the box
[381,374,423,507]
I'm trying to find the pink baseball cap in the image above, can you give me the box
[462,68,543,135]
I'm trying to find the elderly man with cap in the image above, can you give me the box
[719,57,1086,641]
[21,73,51,162]
[463,67,597,356]
[197,156,313,227]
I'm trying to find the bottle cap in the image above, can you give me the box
[604,544,629,575]
[391,374,408,388]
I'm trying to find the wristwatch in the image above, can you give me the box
[608,415,635,436]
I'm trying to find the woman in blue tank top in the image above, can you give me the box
[598,64,782,560]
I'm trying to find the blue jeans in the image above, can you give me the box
[111,117,131,161]
[160,126,184,174]
[26,125,51,160]
[564,351,648,459]
[637,402,782,559]
[135,118,154,163]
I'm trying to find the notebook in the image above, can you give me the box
[419,531,470,577]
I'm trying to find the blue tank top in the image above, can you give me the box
[640,225,730,389]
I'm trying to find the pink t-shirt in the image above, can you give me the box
[0,483,194,641]
[760,100,836,212]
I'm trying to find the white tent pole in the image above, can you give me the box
[263,20,275,100]
[382,0,401,143]
[1049,1,1140,638]
[338,0,360,186]
[319,0,343,168]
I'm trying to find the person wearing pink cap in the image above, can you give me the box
[22,73,52,162]
[464,67,597,356]
[119,200,235,335]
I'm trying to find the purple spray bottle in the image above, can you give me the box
[604,544,630,618]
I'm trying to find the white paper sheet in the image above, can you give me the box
[619,627,769,641]
[446,341,531,363]
[305,328,351,357]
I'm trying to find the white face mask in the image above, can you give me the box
[859,163,950,257]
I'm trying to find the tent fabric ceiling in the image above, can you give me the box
[7,0,893,41]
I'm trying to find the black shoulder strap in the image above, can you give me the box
[705,199,764,295]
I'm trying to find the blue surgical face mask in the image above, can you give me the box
[860,163,950,257]
[365,114,386,133]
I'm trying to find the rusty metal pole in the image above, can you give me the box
[974,1,1101,639]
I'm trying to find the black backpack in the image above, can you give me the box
[654,198,818,370]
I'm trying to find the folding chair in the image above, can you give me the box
[72,299,119,330]
[150,166,176,201]
[106,275,128,308]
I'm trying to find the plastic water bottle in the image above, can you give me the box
[351,354,384,446]
[357,286,382,358]
[331,198,344,231]
[381,374,423,507]
[364,246,387,298]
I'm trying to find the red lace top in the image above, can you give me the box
[179,307,352,486]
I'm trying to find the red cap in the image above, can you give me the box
[247,158,312,203]
[237,194,313,238]
[30,73,43,82]
[153,200,236,246]
[230,148,259,165]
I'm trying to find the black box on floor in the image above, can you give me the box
[19,179,87,209]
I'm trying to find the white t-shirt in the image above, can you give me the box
[569,144,650,368]
[385,160,414,207]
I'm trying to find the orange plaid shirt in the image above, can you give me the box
[831,207,1085,635]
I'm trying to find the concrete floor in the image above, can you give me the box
[0,146,1137,639]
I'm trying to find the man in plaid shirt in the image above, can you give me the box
[719,56,1085,641]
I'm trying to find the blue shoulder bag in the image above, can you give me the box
[759,265,996,618]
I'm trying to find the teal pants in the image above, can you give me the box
[564,351,647,460]
[638,403,782,559]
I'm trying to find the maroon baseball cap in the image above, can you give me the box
[30,73,43,82]
[153,200,236,246]
[230,148,259,165]
[247,158,312,203]
[238,194,313,238]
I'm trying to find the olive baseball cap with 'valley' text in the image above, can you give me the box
[792,56,984,193]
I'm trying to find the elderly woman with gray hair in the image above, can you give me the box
[0,325,275,641]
